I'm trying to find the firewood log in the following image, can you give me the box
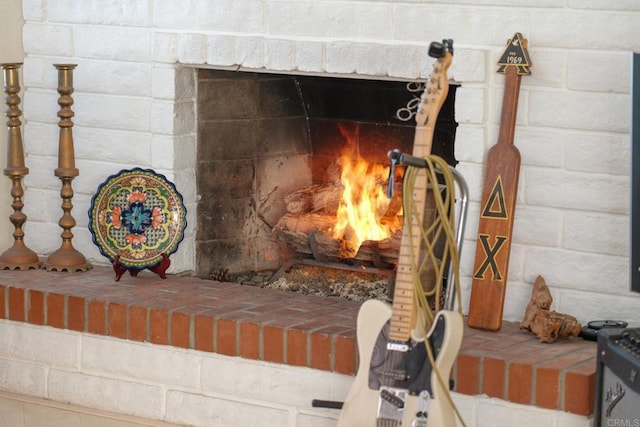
[283,184,343,214]
[272,212,402,264]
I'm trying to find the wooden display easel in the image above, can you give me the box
[112,253,170,281]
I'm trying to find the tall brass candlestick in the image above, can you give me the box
[45,64,91,272]
[0,63,41,270]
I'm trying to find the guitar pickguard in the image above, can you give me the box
[367,314,447,395]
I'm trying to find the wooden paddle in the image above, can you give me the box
[467,33,531,331]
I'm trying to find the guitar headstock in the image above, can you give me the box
[414,39,454,127]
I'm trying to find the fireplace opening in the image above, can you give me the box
[195,69,458,297]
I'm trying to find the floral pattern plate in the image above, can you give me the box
[89,168,187,270]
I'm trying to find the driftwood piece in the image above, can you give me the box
[519,275,581,343]
[520,275,552,329]
[528,311,582,343]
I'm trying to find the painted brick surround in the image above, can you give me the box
[0,267,596,418]
[17,0,640,325]
[6,0,640,425]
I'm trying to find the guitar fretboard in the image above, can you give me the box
[388,57,451,343]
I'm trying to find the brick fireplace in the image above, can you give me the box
[2,1,639,426]
[15,1,637,323]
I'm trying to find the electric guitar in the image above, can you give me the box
[337,40,463,427]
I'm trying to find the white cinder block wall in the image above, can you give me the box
[16,0,640,323]
[5,2,630,425]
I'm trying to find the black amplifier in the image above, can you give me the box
[595,328,640,427]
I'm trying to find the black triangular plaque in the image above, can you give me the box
[497,32,531,75]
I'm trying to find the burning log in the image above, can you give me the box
[284,184,342,215]
[284,180,404,217]
[273,212,402,265]
[275,122,409,266]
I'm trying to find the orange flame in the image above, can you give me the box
[332,126,391,257]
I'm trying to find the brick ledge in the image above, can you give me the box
[455,321,596,416]
[0,267,596,416]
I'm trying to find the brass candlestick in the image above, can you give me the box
[0,63,41,270]
[45,64,91,272]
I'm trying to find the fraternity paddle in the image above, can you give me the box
[467,33,531,331]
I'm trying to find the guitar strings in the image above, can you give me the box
[403,155,467,427]
[403,155,462,321]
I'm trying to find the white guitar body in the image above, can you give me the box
[338,299,463,427]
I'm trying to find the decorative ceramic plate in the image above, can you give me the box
[89,168,187,270]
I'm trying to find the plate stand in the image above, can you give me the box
[112,253,170,281]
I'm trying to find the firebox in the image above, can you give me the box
[195,69,458,279]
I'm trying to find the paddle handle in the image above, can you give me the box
[498,67,522,146]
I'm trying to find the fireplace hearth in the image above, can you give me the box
[195,69,458,280]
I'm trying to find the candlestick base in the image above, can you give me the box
[0,241,41,270]
[44,244,92,272]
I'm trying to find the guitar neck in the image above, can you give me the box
[387,47,452,344]
[388,123,440,343]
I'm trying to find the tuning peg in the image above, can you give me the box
[428,41,444,58]
[443,39,454,53]
[428,39,454,59]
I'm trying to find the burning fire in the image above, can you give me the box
[332,125,392,258]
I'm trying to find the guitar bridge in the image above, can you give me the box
[376,387,432,426]
[377,386,407,421]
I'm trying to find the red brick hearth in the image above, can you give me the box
[0,267,596,416]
